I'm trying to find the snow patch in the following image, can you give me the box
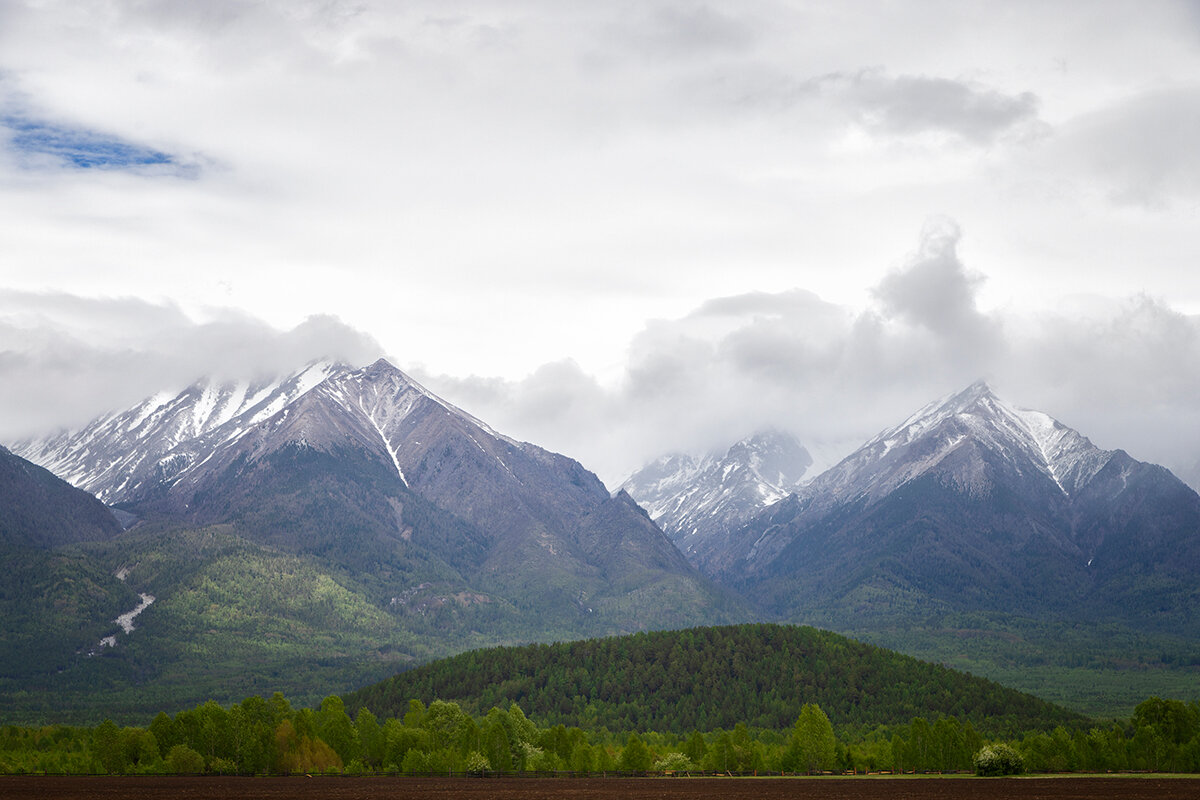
[359,398,409,488]
[94,593,155,652]
[116,593,155,634]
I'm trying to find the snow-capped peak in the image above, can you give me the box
[822,380,1112,502]
[867,380,994,456]
[621,430,814,563]
[12,360,348,502]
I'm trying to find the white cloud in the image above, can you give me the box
[0,293,382,439]
[1042,87,1200,207]
[423,222,1200,489]
[2,2,1200,490]
[825,70,1045,145]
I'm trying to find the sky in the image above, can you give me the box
[2,0,1200,488]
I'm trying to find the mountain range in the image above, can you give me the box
[622,381,1200,712]
[714,381,1200,631]
[2,359,739,722]
[5,364,1199,721]
[625,380,1200,627]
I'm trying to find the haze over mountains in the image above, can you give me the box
[621,381,1200,711]
[626,380,1200,635]
[4,360,1199,721]
[620,430,816,572]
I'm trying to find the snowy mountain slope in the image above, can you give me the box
[806,381,1111,510]
[13,362,340,504]
[13,358,739,631]
[621,430,814,570]
[721,381,1200,635]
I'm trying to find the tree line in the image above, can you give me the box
[2,693,1199,776]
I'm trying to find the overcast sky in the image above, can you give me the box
[2,1,1200,487]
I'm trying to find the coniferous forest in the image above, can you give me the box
[3,624,1200,776]
[343,624,1082,736]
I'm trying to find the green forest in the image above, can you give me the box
[3,623,1200,776]
[3,692,1200,776]
[343,624,1083,736]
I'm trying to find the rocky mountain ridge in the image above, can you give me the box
[713,381,1200,636]
[620,430,814,572]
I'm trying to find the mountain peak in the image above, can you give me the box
[928,379,1000,418]
[956,378,995,403]
[621,429,815,571]
[363,357,401,375]
[813,380,1124,512]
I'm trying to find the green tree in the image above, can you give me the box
[403,699,426,728]
[382,719,427,771]
[401,747,427,774]
[729,723,761,772]
[618,732,652,772]
[148,712,178,754]
[704,730,735,773]
[569,742,595,773]
[120,728,159,773]
[355,708,385,769]
[784,704,836,773]
[230,696,273,774]
[92,719,126,774]
[421,700,472,755]
[317,695,358,765]
[683,730,708,765]
[480,712,513,772]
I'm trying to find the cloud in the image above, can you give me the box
[1043,87,1200,206]
[705,67,1045,147]
[608,4,758,59]
[826,70,1044,145]
[0,293,383,440]
[421,221,1200,490]
[871,217,999,365]
[5,223,1199,496]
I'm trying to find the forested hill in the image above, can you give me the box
[345,624,1084,736]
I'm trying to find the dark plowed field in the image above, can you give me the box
[3,776,1200,800]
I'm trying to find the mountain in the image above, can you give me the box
[0,446,136,696]
[717,381,1200,636]
[621,430,814,571]
[16,362,343,505]
[4,359,740,722]
[620,382,1200,715]
[21,359,732,620]
[345,623,1084,735]
[0,445,121,549]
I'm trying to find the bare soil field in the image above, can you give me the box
[3,776,1200,800]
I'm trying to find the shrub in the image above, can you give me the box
[653,752,696,772]
[974,744,1025,776]
[464,751,491,773]
[165,745,205,774]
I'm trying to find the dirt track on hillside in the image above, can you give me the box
[4,775,1200,800]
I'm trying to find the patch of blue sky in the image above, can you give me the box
[2,114,181,171]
